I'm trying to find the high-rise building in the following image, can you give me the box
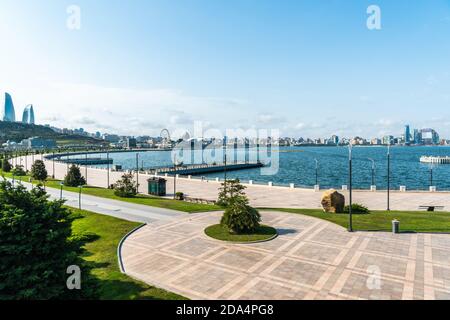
[330,135,339,145]
[404,125,411,145]
[22,104,35,124]
[1,92,16,122]
[420,128,439,145]
[413,129,421,144]
[382,135,394,145]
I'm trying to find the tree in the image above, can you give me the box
[64,165,86,187]
[113,173,138,198]
[218,179,261,234]
[1,159,12,173]
[220,198,261,234]
[30,160,48,181]
[0,181,97,299]
[217,179,247,207]
[12,165,26,176]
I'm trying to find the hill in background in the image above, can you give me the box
[0,121,105,146]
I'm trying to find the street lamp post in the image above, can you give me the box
[223,136,228,181]
[136,153,139,193]
[85,152,88,184]
[348,143,353,232]
[52,151,55,179]
[430,165,434,187]
[387,144,391,211]
[60,182,64,200]
[314,159,319,186]
[78,185,83,210]
[173,154,177,199]
[368,158,375,186]
[107,151,110,189]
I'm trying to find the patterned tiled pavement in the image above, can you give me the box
[121,211,450,300]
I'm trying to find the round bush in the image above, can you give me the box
[344,203,370,214]
[64,165,86,187]
[220,201,261,234]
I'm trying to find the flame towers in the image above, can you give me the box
[22,104,35,124]
[1,92,16,122]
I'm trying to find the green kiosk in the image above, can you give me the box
[147,177,167,196]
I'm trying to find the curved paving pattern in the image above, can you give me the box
[121,211,450,300]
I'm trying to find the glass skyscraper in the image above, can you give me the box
[1,92,16,122]
[22,104,35,124]
[404,125,411,145]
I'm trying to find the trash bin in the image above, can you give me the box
[392,219,400,234]
[147,177,167,196]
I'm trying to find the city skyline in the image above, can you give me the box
[2,1,450,137]
[1,91,447,145]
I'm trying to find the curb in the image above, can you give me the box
[117,223,147,273]
[204,227,279,245]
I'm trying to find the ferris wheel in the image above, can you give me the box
[160,129,171,146]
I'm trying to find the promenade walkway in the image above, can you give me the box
[9,179,183,224]
[15,154,450,211]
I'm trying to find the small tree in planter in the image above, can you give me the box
[1,159,12,173]
[221,197,261,234]
[113,173,138,198]
[30,160,48,182]
[64,165,86,187]
[218,179,261,234]
[217,179,247,207]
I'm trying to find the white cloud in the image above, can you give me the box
[2,82,251,136]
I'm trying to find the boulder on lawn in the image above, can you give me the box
[321,189,345,213]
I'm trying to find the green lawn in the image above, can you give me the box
[1,170,220,213]
[266,208,450,233]
[71,208,186,300]
[205,224,277,242]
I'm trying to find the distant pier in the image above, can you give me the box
[149,162,264,176]
[420,156,450,164]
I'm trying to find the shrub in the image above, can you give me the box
[30,160,48,181]
[220,199,261,234]
[12,165,26,176]
[175,192,184,201]
[64,165,86,187]
[344,203,370,214]
[0,181,97,299]
[217,179,247,207]
[113,173,138,198]
[1,159,12,173]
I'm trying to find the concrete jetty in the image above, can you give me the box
[149,162,264,176]
[420,156,450,164]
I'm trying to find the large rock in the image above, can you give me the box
[321,189,345,213]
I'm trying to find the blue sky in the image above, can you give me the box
[1,0,450,138]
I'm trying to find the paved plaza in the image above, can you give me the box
[121,211,450,300]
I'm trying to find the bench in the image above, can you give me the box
[418,205,445,212]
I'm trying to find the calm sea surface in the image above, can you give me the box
[74,146,450,190]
